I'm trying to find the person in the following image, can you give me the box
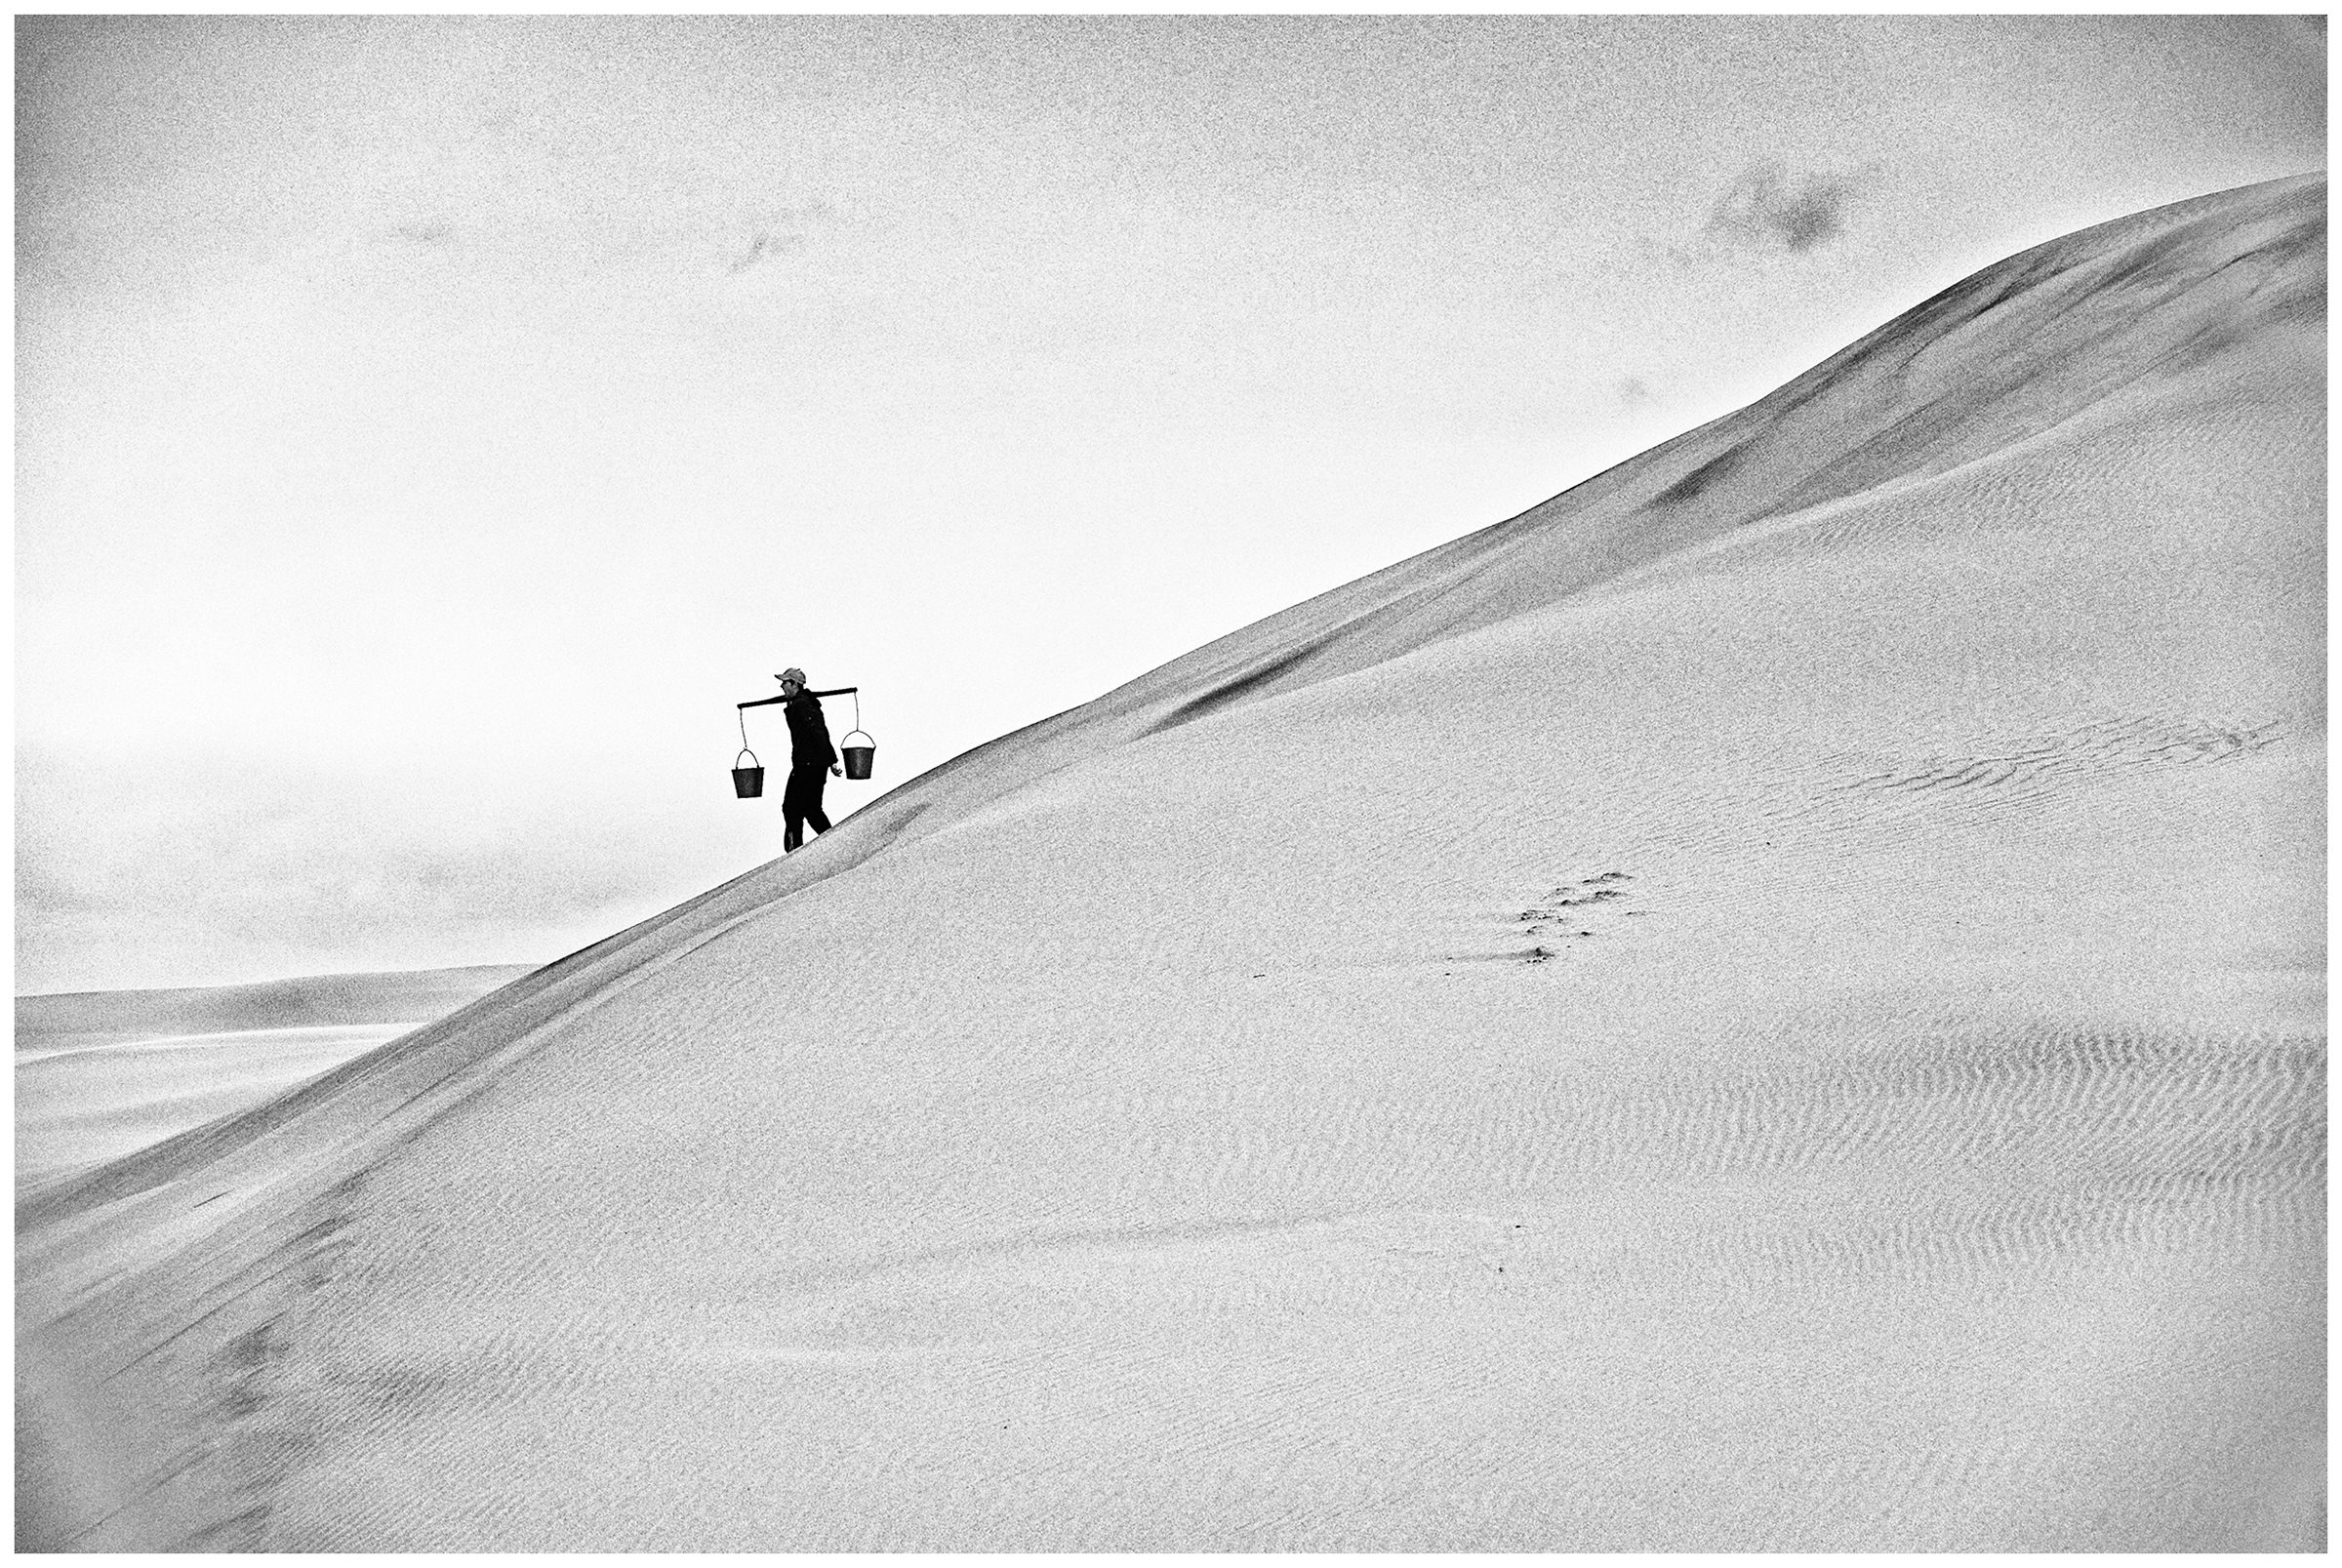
[740,667,844,852]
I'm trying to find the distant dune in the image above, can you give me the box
[16,176,2323,1551]
[15,966,538,1186]
[17,965,543,1058]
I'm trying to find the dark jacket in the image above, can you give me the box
[783,691,837,771]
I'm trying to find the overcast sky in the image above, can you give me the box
[16,13,2325,995]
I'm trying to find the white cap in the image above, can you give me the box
[776,667,808,686]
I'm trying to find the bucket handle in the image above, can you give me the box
[841,730,873,747]
[736,747,760,768]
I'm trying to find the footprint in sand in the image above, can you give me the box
[1514,871,1640,961]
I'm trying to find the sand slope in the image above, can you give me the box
[16,176,2323,1551]
[15,967,537,1186]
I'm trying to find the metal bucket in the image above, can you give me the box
[840,731,875,781]
[732,749,765,798]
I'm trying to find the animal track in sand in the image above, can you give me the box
[1515,871,1640,963]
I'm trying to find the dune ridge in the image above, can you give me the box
[16,175,2323,1551]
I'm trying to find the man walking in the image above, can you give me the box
[740,667,844,851]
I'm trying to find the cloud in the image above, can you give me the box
[14,750,707,991]
[1615,376,1652,408]
[729,231,804,273]
[727,200,838,275]
[1702,163,1870,255]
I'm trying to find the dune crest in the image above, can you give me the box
[18,176,2323,1551]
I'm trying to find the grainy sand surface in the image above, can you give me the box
[15,176,2323,1551]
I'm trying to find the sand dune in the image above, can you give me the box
[16,964,541,1058]
[15,176,2323,1550]
[15,967,537,1187]
[19,1025,413,1186]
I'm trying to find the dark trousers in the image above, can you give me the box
[783,765,832,851]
